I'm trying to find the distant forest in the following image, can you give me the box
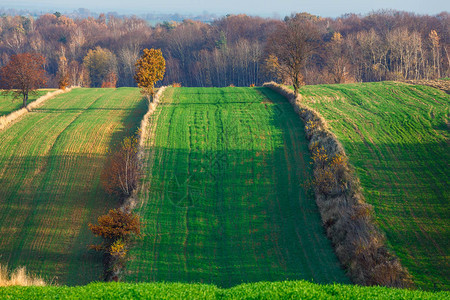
[0,10,448,88]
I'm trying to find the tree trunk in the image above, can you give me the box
[23,92,28,108]
[293,75,299,98]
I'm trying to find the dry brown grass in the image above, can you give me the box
[0,264,46,286]
[138,86,166,148]
[0,88,72,131]
[263,82,413,288]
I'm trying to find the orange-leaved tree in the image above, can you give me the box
[89,208,141,281]
[0,53,47,107]
[89,208,141,254]
[134,48,165,102]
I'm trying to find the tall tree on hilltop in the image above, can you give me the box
[265,15,321,97]
[134,48,165,102]
[0,53,47,108]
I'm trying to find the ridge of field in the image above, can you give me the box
[0,90,49,117]
[295,82,449,290]
[0,88,146,285]
[126,87,349,287]
[1,281,449,299]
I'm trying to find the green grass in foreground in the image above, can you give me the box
[1,281,448,299]
[0,90,49,116]
[294,82,449,290]
[0,88,146,285]
[126,87,348,287]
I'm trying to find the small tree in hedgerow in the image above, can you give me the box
[134,48,165,103]
[101,133,141,199]
[0,53,47,108]
[89,208,141,281]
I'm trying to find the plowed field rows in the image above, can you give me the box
[297,82,449,290]
[0,88,146,285]
[126,87,349,287]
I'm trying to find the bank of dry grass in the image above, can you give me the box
[0,88,72,131]
[0,264,46,287]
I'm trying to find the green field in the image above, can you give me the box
[0,90,49,116]
[0,88,146,285]
[1,281,449,299]
[126,87,348,287]
[294,82,449,290]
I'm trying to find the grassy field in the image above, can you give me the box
[294,82,449,290]
[0,90,49,117]
[126,87,349,287]
[0,88,146,285]
[1,281,448,299]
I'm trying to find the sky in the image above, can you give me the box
[0,0,448,18]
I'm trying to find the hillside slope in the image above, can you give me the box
[296,82,449,290]
[126,87,349,287]
[0,88,146,285]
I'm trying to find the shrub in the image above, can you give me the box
[101,134,141,199]
[89,208,141,281]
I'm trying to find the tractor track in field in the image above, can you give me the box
[126,87,349,286]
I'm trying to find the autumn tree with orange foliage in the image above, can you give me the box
[101,134,141,199]
[0,53,47,107]
[89,208,141,281]
[89,208,141,253]
[134,48,165,102]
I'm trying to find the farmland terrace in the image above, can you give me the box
[0,88,147,285]
[126,87,349,287]
[296,82,449,290]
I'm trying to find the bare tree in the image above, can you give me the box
[266,15,321,96]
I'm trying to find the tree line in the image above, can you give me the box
[0,10,448,88]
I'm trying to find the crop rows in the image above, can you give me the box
[0,88,146,285]
[126,87,349,287]
[297,82,449,290]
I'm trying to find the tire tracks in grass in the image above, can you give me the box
[341,101,447,270]
[127,87,349,286]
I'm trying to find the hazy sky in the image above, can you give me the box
[1,0,448,17]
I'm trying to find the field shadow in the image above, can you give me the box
[129,87,348,287]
